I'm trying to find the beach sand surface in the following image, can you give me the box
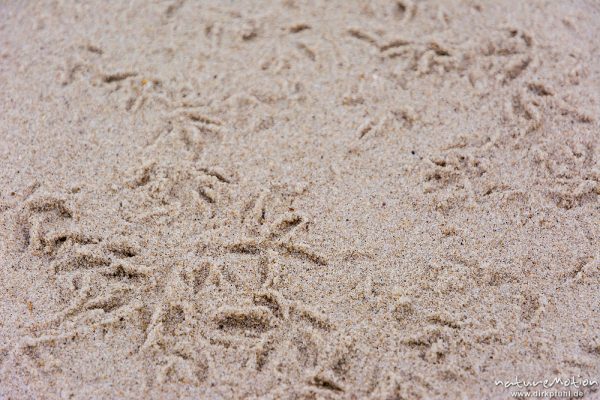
[1,1,599,398]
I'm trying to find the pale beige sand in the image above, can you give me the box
[1,1,600,399]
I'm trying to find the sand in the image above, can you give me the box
[1,1,599,399]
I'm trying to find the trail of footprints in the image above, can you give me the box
[16,189,337,391]
[16,191,336,388]
[413,24,597,214]
[419,108,598,215]
[15,59,337,391]
[350,21,594,146]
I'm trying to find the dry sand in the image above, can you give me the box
[1,1,600,399]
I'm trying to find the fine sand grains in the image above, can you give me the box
[1,1,599,399]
